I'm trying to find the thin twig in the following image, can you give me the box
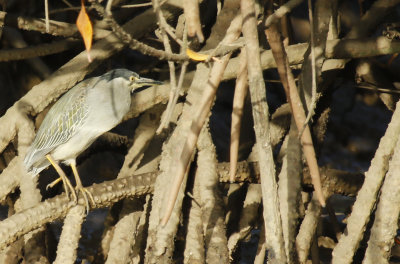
[44,0,50,32]
[300,0,318,135]
[355,84,400,95]
[91,0,188,62]
[264,12,325,206]
[229,49,248,182]
[157,61,188,133]
[1,10,110,38]
[161,19,184,47]
[48,3,153,15]
[153,0,178,133]
[121,3,153,8]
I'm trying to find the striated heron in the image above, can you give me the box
[24,69,162,211]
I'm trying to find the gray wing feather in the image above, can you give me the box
[24,78,95,172]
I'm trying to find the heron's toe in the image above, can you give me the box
[56,176,78,204]
[76,186,95,213]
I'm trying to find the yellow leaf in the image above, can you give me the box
[76,0,93,62]
[186,48,209,61]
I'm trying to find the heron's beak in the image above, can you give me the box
[131,76,163,93]
[137,77,163,85]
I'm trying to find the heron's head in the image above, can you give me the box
[128,72,163,93]
[104,69,162,93]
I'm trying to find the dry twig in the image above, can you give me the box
[241,0,286,261]
[229,49,248,183]
[265,11,325,207]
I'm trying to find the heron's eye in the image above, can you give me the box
[129,76,136,82]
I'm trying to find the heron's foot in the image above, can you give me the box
[48,176,78,204]
[76,185,95,213]
[44,154,78,203]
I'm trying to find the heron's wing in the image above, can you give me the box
[24,78,96,171]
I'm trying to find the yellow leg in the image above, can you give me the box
[45,154,77,203]
[70,160,95,213]
[46,177,62,190]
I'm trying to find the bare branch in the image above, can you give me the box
[229,49,248,183]
[241,0,286,261]
[54,206,85,264]
[332,99,400,263]
[160,14,242,226]
[184,0,204,42]
[0,172,156,251]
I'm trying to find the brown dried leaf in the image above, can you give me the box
[186,48,209,61]
[76,0,93,62]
